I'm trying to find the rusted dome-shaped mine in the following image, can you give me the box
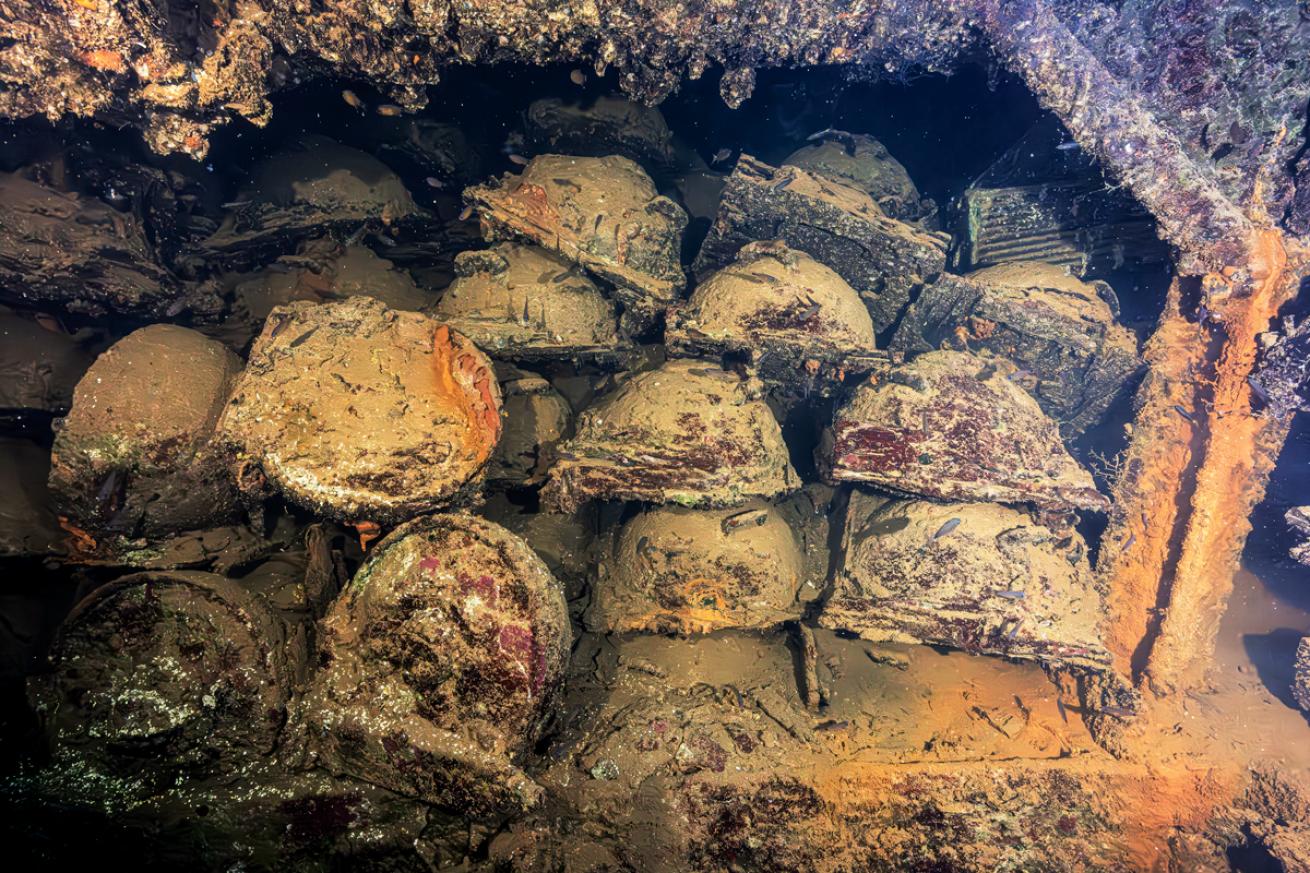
[821,492,1111,670]
[435,243,626,361]
[524,96,679,170]
[822,349,1107,511]
[0,173,180,316]
[465,154,687,325]
[49,325,244,559]
[543,358,798,511]
[588,500,804,635]
[218,296,501,523]
[303,513,570,815]
[220,240,434,347]
[783,131,936,225]
[29,571,301,787]
[892,262,1142,436]
[667,240,882,390]
[205,136,420,254]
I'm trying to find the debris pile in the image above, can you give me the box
[0,45,1298,871]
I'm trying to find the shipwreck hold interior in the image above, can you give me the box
[1,6,1309,870]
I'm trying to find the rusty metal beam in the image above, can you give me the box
[965,0,1306,695]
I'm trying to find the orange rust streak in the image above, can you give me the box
[1097,281,1204,675]
[353,520,382,551]
[57,516,97,555]
[1146,229,1295,695]
[431,325,499,465]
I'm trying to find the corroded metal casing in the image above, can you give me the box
[822,349,1107,511]
[692,155,947,333]
[436,243,628,363]
[302,513,571,815]
[543,358,798,511]
[892,263,1142,436]
[0,173,180,316]
[218,297,502,524]
[667,240,885,393]
[464,154,687,328]
[220,241,434,349]
[204,136,421,255]
[589,501,804,635]
[49,325,244,559]
[524,96,678,171]
[821,492,1111,671]
[783,132,936,225]
[29,571,302,787]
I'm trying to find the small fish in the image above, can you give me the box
[95,469,123,509]
[814,719,849,732]
[932,517,962,539]
[521,299,531,326]
[995,590,1026,600]
[773,177,792,193]
[458,205,474,221]
[33,313,64,333]
[722,508,769,533]
[269,315,291,339]
[1056,140,1080,151]
[376,104,402,117]
[711,148,733,164]
[593,214,604,232]
[507,153,529,166]
[1006,621,1022,639]
[551,270,575,284]
[744,271,780,285]
[220,200,251,208]
[289,326,319,348]
[424,177,444,189]
[341,89,365,111]
[374,233,395,247]
[797,301,821,322]
[1006,368,1035,382]
[1124,532,1136,550]
[636,535,650,558]
[1172,404,1195,423]
[552,177,582,192]
[1056,697,1068,722]
[164,298,187,317]
[569,69,586,86]
[1097,705,1135,719]
[806,127,834,141]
